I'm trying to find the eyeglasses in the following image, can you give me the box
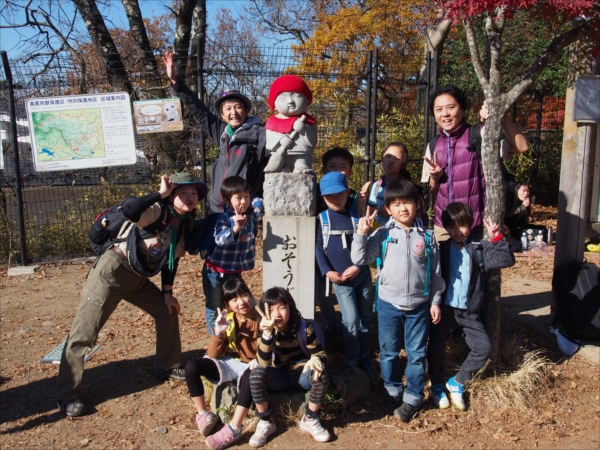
[220,90,242,97]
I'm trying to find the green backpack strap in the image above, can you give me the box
[374,229,397,312]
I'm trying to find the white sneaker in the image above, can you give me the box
[299,414,331,443]
[430,384,450,409]
[249,419,277,448]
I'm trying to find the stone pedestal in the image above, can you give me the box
[263,173,317,216]
[263,215,316,319]
[263,172,317,318]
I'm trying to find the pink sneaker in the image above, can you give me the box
[205,424,242,450]
[196,411,219,436]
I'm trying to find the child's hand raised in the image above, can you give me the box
[256,303,276,337]
[357,210,377,235]
[484,217,501,240]
[162,51,177,84]
[214,307,233,335]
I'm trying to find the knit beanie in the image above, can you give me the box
[268,75,313,110]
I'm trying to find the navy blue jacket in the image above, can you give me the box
[316,208,365,286]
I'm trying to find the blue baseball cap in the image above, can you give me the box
[320,172,349,195]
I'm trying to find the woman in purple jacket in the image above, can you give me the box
[421,86,528,243]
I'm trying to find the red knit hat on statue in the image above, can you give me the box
[268,75,313,110]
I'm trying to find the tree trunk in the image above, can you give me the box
[419,12,451,80]
[479,104,507,362]
[187,0,207,91]
[121,0,165,99]
[173,0,197,80]
[73,0,133,95]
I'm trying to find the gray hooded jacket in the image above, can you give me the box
[351,221,445,310]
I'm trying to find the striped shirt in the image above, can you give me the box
[257,321,328,373]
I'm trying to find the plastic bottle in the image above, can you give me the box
[521,232,528,252]
[535,230,544,245]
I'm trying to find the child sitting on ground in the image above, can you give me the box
[242,288,331,447]
[351,178,445,423]
[367,142,415,226]
[316,172,374,374]
[427,202,515,411]
[203,176,263,335]
[184,278,259,449]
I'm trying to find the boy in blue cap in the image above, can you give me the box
[316,172,374,374]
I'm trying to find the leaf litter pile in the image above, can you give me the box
[1,210,599,449]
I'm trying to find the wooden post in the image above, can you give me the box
[555,39,598,267]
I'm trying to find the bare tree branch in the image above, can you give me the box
[464,18,489,92]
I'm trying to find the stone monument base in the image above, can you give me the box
[263,172,316,216]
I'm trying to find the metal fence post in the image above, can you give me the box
[1,51,28,265]
[369,48,379,183]
[364,51,373,184]
[196,36,208,217]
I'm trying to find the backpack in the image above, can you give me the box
[297,318,326,356]
[245,142,269,199]
[373,227,433,312]
[318,210,360,250]
[89,197,178,277]
[318,210,360,295]
[185,212,221,260]
[427,124,482,160]
[88,197,134,256]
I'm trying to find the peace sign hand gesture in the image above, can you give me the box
[425,152,443,181]
[357,209,377,235]
[256,303,276,337]
[214,307,233,336]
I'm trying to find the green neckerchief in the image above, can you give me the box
[225,124,235,139]
[167,206,190,271]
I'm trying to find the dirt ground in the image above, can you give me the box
[1,209,600,449]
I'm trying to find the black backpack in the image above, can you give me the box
[88,197,134,256]
[89,198,174,278]
[244,142,269,198]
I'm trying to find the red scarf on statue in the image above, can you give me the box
[265,114,316,134]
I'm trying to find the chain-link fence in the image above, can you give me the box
[0,45,565,264]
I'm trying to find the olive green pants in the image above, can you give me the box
[55,250,182,402]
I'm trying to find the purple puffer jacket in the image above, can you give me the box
[433,119,486,231]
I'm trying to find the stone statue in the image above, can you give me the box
[263,75,317,174]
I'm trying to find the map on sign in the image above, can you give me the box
[31,109,105,162]
[26,92,137,172]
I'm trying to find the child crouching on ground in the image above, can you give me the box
[427,202,515,411]
[184,278,259,449]
[351,178,445,423]
[202,176,263,335]
[241,288,331,447]
[316,172,373,374]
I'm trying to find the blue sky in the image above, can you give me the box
[0,0,245,60]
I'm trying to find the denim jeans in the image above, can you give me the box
[378,298,430,406]
[333,266,373,361]
[202,263,242,336]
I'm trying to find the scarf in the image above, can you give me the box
[167,205,189,271]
